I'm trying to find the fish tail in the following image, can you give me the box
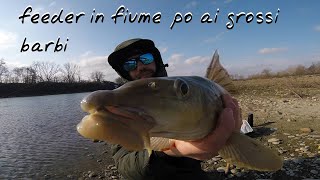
[218,132,283,171]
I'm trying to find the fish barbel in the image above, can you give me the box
[77,51,283,171]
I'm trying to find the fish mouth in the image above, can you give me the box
[104,106,154,124]
[81,103,155,129]
[77,105,155,150]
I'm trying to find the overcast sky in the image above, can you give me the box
[0,0,319,81]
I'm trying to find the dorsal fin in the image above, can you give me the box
[205,50,237,94]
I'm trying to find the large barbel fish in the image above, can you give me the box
[77,51,283,171]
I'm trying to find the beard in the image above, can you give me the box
[136,69,156,79]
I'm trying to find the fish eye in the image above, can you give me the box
[180,83,189,95]
[174,78,190,99]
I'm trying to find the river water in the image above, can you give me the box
[0,93,113,179]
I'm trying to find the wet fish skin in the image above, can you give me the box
[77,50,283,172]
[79,76,225,141]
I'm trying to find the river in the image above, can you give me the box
[0,93,114,179]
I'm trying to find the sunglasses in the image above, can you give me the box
[123,53,155,72]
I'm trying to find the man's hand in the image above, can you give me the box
[163,94,242,160]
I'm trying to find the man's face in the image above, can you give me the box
[129,61,156,80]
[125,54,157,80]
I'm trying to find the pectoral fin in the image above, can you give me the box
[150,137,174,151]
[218,132,283,171]
[142,137,175,157]
[142,134,152,157]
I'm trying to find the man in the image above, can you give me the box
[107,38,241,179]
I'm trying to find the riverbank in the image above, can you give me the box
[0,81,117,98]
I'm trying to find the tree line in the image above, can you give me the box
[231,62,320,80]
[1,58,319,84]
[0,58,109,84]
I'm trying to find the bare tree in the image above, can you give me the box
[0,58,9,83]
[76,69,81,82]
[308,63,317,74]
[61,63,80,83]
[90,71,105,82]
[308,62,320,74]
[32,61,60,82]
[27,67,37,83]
[3,71,13,83]
[22,67,37,83]
[12,67,23,83]
[261,68,272,77]
[294,65,306,75]
[12,66,38,83]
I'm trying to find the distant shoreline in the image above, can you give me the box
[0,81,118,99]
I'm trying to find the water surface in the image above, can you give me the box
[0,93,112,179]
